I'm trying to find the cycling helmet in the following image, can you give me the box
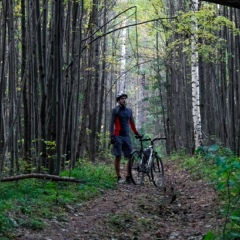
[116,92,128,102]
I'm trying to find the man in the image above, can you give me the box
[110,92,140,183]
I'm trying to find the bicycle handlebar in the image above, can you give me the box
[152,137,166,141]
[135,135,166,145]
[140,138,151,142]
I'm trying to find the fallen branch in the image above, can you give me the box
[0,173,85,183]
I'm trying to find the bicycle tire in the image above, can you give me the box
[151,155,164,188]
[129,150,144,185]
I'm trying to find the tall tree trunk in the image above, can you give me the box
[54,0,63,175]
[234,8,240,155]
[8,0,18,175]
[0,0,8,179]
[228,8,236,152]
[191,0,202,149]
[98,0,107,151]
[21,0,31,172]
[156,32,168,148]
[36,0,47,172]
[72,0,84,167]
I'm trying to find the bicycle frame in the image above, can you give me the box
[130,136,166,186]
[149,137,166,160]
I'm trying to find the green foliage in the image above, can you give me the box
[0,213,13,235]
[61,161,115,189]
[43,140,56,160]
[166,5,240,62]
[175,144,240,239]
[20,219,46,230]
[97,131,113,157]
[203,232,217,240]
[0,161,116,238]
[171,149,218,180]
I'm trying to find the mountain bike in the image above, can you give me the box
[129,135,166,188]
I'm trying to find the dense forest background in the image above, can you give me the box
[0,0,240,177]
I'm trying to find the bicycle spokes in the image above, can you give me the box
[151,156,164,188]
[130,151,144,185]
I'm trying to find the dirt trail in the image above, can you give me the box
[17,162,222,240]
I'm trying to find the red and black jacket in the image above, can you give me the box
[110,105,138,136]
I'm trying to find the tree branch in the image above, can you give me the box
[1,174,85,183]
[81,17,175,52]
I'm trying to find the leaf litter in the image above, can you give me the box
[17,162,222,240]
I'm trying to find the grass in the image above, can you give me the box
[2,147,238,239]
[169,146,240,240]
[0,160,116,239]
[170,151,218,181]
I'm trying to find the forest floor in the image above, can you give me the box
[16,161,223,240]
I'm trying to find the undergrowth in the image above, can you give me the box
[0,160,115,239]
[170,144,240,240]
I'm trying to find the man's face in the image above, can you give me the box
[119,97,127,106]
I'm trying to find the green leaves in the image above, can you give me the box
[0,162,116,237]
[203,231,214,240]
[166,5,240,62]
[196,144,219,160]
[215,156,226,167]
[208,144,219,152]
[196,142,240,237]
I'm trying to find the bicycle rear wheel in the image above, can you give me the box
[151,155,164,188]
[129,150,144,185]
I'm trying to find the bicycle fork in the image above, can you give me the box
[145,148,154,181]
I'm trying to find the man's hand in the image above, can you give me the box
[110,135,116,144]
[135,133,143,139]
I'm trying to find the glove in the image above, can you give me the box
[110,135,116,144]
[135,133,143,139]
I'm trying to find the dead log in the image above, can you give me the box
[0,173,85,183]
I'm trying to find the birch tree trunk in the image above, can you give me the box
[191,0,202,149]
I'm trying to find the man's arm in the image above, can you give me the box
[129,109,139,135]
[110,108,116,136]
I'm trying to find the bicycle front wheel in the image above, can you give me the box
[151,155,164,188]
[129,150,144,185]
